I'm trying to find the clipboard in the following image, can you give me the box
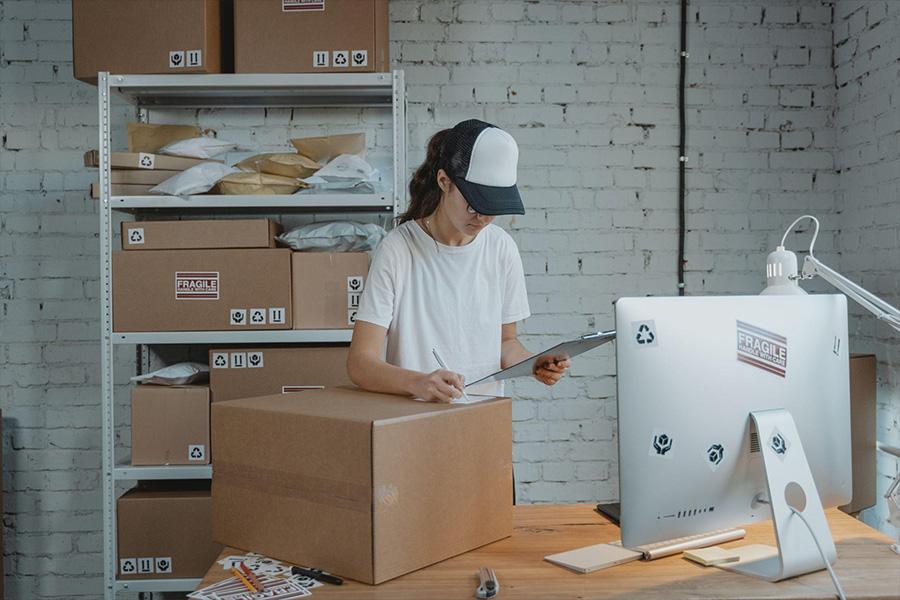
[465,330,616,389]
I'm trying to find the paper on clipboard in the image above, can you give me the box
[465,330,616,389]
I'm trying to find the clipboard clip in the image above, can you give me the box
[476,566,499,598]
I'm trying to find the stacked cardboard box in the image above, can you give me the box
[84,150,217,199]
[118,482,223,580]
[72,0,224,83]
[209,346,351,402]
[72,0,392,81]
[132,385,211,465]
[112,219,292,332]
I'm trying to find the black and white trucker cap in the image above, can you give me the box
[441,119,525,216]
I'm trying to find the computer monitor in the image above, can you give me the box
[615,294,852,550]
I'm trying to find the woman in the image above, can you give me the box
[348,119,570,402]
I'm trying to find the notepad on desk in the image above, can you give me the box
[544,542,643,573]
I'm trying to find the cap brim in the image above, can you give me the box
[454,177,525,216]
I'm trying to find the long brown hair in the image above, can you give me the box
[398,128,451,224]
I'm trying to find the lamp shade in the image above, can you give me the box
[761,246,807,295]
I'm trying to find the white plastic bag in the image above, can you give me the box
[130,362,209,386]
[159,135,238,159]
[150,162,239,196]
[302,154,379,186]
[277,221,387,252]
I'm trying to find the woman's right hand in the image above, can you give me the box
[410,369,465,403]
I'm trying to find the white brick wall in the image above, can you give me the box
[0,0,896,598]
[833,0,900,538]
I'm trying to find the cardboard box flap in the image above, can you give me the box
[218,387,479,424]
[371,398,513,583]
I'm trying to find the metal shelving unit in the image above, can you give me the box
[98,70,407,598]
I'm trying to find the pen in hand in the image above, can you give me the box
[432,348,471,403]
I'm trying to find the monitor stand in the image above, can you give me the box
[722,408,837,582]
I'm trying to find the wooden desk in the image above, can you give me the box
[198,505,900,599]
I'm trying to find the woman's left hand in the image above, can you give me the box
[533,355,571,385]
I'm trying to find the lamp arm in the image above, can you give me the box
[801,256,900,333]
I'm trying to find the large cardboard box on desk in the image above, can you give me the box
[113,249,292,332]
[212,388,512,584]
[72,0,223,84]
[131,385,210,465]
[292,252,368,329]
[209,346,351,402]
[234,0,390,74]
[117,482,223,580]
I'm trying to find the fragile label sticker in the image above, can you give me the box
[249,308,266,325]
[169,50,185,68]
[248,351,264,368]
[175,272,219,300]
[211,352,228,369]
[348,292,361,309]
[332,50,349,68]
[312,50,329,68]
[137,152,155,169]
[284,0,325,11]
[186,49,202,67]
[155,557,173,574]
[126,227,145,245]
[737,320,787,377]
[120,558,137,575]
[188,444,205,461]
[351,50,368,67]
[137,557,154,574]
[230,352,247,368]
[347,276,364,293]
[348,309,358,326]
[282,385,325,393]
[269,307,286,325]
[229,309,247,326]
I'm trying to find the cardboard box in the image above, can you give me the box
[840,354,877,514]
[212,388,512,584]
[72,0,222,83]
[234,0,389,74]
[117,482,223,579]
[131,385,210,465]
[121,219,280,251]
[209,346,351,402]
[113,249,292,332]
[292,252,368,329]
[84,150,217,171]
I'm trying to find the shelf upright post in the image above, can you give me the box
[98,71,117,600]
[392,69,407,221]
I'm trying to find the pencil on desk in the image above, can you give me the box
[239,562,265,592]
[231,566,257,593]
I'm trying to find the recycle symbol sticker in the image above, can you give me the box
[188,444,205,461]
[127,228,144,244]
[632,320,658,347]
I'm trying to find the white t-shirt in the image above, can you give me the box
[355,220,531,396]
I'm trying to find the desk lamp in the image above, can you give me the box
[761,215,900,332]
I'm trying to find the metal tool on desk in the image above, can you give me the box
[476,566,499,598]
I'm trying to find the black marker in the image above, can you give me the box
[291,566,343,585]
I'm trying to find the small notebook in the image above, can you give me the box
[544,542,642,574]
[683,546,741,566]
